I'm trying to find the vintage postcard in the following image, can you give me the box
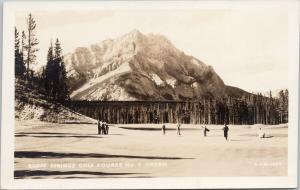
[1,0,299,189]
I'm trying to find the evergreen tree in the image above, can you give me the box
[283,89,289,123]
[15,27,20,74]
[45,42,54,97]
[21,31,26,74]
[44,39,69,101]
[278,90,285,123]
[54,39,69,101]
[40,66,46,92]
[58,61,69,101]
[50,39,60,99]
[15,27,25,76]
[24,13,39,80]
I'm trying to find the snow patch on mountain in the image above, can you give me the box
[150,73,163,86]
[70,62,131,98]
[109,86,136,101]
[81,83,136,101]
[166,79,176,88]
[191,82,198,88]
[191,58,200,66]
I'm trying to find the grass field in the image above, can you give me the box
[15,121,288,179]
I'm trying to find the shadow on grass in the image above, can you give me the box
[262,135,274,138]
[15,132,122,137]
[14,170,145,179]
[15,134,102,138]
[16,132,88,135]
[53,175,153,179]
[15,151,193,160]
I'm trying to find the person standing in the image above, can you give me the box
[258,127,265,138]
[97,120,102,135]
[222,123,229,140]
[203,126,210,137]
[177,122,181,136]
[105,122,109,135]
[162,123,166,135]
[101,122,106,135]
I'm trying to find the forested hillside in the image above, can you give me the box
[15,77,95,123]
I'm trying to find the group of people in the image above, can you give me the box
[203,124,267,140]
[96,120,266,140]
[202,124,229,140]
[161,123,230,140]
[162,123,268,140]
[161,123,181,136]
[97,120,109,135]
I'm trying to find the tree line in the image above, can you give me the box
[204,90,289,125]
[65,90,288,125]
[15,13,69,102]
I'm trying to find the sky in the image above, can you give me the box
[15,9,289,93]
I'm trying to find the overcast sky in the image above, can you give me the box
[15,9,289,93]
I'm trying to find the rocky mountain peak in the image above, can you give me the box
[64,30,249,101]
[124,29,143,38]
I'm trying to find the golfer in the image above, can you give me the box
[222,123,229,140]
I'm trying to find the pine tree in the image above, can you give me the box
[284,89,289,123]
[40,66,47,93]
[45,42,54,97]
[15,27,20,74]
[15,28,22,76]
[58,61,69,101]
[54,38,69,101]
[15,27,26,76]
[21,31,26,73]
[278,90,285,123]
[51,39,61,99]
[24,13,39,80]
[44,39,69,101]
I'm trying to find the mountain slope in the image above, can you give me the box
[65,30,248,100]
[15,78,96,123]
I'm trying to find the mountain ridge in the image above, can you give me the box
[64,29,249,100]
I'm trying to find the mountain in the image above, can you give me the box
[64,29,248,101]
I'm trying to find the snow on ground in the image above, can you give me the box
[191,58,200,66]
[15,121,287,179]
[15,102,96,124]
[149,73,163,86]
[71,62,132,98]
[191,82,198,88]
[108,85,136,101]
[84,84,136,101]
[17,104,45,121]
[166,78,176,88]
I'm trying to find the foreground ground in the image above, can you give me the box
[15,121,288,179]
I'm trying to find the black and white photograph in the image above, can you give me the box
[1,1,299,189]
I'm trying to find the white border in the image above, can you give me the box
[1,1,299,189]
